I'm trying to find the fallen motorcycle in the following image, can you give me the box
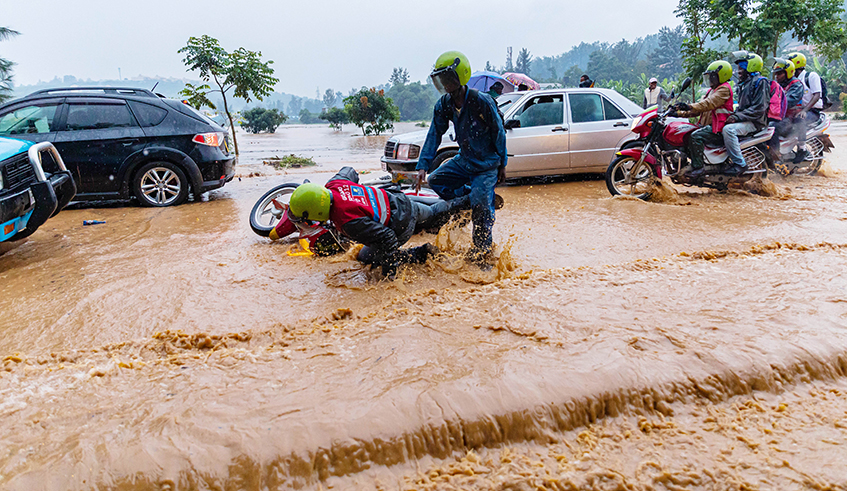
[249,175,444,253]
[770,112,835,176]
[605,78,771,200]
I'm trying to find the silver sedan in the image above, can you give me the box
[381,88,642,179]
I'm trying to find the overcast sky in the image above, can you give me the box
[3,0,681,98]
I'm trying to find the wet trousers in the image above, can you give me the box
[357,201,449,269]
[687,126,724,169]
[722,121,757,167]
[795,109,821,150]
[427,154,498,255]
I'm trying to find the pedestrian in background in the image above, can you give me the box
[643,77,671,108]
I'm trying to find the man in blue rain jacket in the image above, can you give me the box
[415,50,507,264]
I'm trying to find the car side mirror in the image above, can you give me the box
[504,119,521,129]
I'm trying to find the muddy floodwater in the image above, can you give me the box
[3,123,847,490]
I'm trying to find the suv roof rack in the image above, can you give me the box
[25,87,158,98]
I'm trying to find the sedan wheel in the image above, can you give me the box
[133,162,189,207]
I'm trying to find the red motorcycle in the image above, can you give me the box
[605,78,772,200]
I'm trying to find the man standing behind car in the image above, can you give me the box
[416,51,507,266]
[643,77,671,108]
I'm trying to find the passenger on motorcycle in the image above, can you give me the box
[768,59,805,161]
[673,60,734,178]
[287,167,458,280]
[722,51,769,175]
[786,52,823,163]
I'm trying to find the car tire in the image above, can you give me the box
[429,149,458,173]
[133,161,189,207]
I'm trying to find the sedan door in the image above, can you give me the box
[503,93,569,176]
[53,98,146,196]
[567,93,632,170]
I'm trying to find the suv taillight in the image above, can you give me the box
[193,132,224,147]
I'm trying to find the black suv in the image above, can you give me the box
[0,87,235,206]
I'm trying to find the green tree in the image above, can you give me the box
[386,81,438,121]
[676,0,723,99]
[178,35,279,156]
[288,96,302,116]
[320,107,349,130]
[0,27,20,103]
[343,87,400,136]
[240,107,287,134]
[515,48,532,76]
[322,88,337,109]
[562,64,583,86]
[179,82,216,110]
[298,108,321,124]
[389,67,409,86]
[707,0,847,59]
[484,60,496,72]
[647,26,686,79]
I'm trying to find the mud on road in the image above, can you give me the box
[2,127,847,490]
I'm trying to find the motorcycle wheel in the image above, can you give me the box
[606,155,656,200]
[249,182,300,237]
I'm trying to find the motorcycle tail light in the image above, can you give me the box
[193,132,224,147]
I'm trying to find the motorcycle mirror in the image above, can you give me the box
[669,90,676,100]
[680,77,692,93]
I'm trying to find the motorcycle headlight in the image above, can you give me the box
[630,115,642,131]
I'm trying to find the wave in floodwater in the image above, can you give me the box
[4,242,847,489]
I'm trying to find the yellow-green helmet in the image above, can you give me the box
[786,52,807,69]
[289,183,331,222]
[772,58,796,79]
[705,60,733,84]
[431,51,471,94]
[732,50,763,73]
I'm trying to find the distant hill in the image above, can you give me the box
[10,75,311,114]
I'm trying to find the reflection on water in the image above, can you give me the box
[2,131,847,489]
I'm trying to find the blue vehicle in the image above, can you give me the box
[0,137,76,242]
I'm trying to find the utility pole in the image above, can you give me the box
[118,67,121,80]
[506,47,513,72]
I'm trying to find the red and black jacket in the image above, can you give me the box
[326,167,414,271]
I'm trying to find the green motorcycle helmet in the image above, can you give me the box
[431,51,472,94]
[704,60,733,85]
[786,52,807,69]
[772,58,796,79]
[732,50,763,74]
[289,183,332,223]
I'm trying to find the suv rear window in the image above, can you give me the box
[66,103,137,131]
[128,101,168,127]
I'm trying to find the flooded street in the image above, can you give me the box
[3,123,847,489]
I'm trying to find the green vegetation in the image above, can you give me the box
[298,109,321,124]
[320,107,349,130]
[263,154,317,169]
[178,35,279,155]
[0,27,20,103]
[240,107,287,133]
[343,87,400,136]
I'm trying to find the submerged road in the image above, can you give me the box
[1,128,847,489]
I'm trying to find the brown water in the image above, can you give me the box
[2,132,847,490]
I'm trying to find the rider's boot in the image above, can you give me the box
[724,159,747,176]
[792,148,809,164]
[680,165,704,178]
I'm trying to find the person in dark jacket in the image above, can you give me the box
[287,168,458,279]
[416,51,507,264]
[578,75,594,88]
[722,51,769,175]
[768,58,805,161]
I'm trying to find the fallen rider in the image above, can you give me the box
[282,166,466,279]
